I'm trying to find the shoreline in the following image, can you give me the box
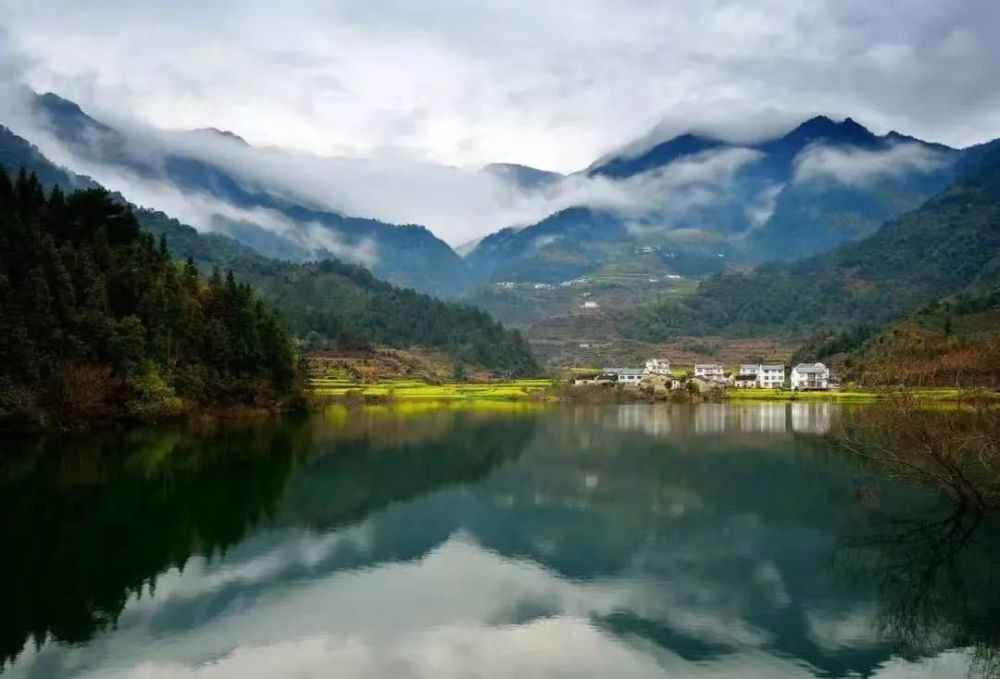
[307,380,994,406]
[4,383,993,434]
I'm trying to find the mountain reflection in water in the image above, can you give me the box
[0,404,995,679]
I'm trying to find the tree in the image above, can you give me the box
[0,171,300,427]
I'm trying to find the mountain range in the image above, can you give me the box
[5,89,1000,373]
[621,138,1000,341]
[11,92,974,305]
[464,116,960,294]
[27,93,470,297]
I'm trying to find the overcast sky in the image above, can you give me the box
[1,0,999,174]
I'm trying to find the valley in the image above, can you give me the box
[2,89,1000,391]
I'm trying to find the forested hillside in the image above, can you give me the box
[623,143,1000,341]
[0,171,297,428]
[793,286,1000,387]
[0,124,540,377]
[139,211,539,377]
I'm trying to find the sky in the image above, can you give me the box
[2,0,1000,175]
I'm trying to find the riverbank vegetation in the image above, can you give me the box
[309,377,554,404]
[0,171,298,430]
[837,391,1000,511]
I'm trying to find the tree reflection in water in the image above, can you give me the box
[0,410,538,670]
[836,502,1000,677]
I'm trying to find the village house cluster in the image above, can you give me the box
[574,359,834,391]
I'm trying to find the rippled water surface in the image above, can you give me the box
[2,403,997,678]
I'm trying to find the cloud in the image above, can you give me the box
[4,534,813,679]
[0,87,768,245]
[745,184,784,227]
[593,108,807,166]
[1,0,999,178]
[793,142,953,186]
[0,100,380,264]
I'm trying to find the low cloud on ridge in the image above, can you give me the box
[793,142,953,186]
[1,85,774,246]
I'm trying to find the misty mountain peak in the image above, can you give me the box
[781,115,873,144]
[193,127,251,146]
[32,91,112,138]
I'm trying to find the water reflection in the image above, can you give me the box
[613,403,833,437]
[0,404,992,678]
[836,502,1000,677]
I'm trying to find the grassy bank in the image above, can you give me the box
[307,374,994,408]
[723,388,984,403]
[308,378,556,403]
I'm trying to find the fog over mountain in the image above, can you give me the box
[1,0,999,301]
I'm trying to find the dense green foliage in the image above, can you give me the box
[790,325,876,366]
[139,210,540,377]
[625,145,1000,340]
[0,171,297,427]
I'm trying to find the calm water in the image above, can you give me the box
[1,403,998,678]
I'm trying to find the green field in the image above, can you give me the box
[308,376,988,407]
[308,378,556,403]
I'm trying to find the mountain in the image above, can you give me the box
[0,123,96,192]
[27,92,469,296]
[0,125,540,377]
[191,127,250,146]
[480,163,563,190]
[621,140,1000,341]
[588,132,728,179]
[464,116,960,306]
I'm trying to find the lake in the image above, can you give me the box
[1,403,998,678]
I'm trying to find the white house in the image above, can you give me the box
[735,363,786,388]
[582,301,600,309]
[694,364,725,382]
[602,368,645,387]
[790,363,830,391]
[735,365,759,388]
[758,364,786,388]
[644,358,672,376]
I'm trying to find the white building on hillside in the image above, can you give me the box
[790,363,830,390]
[694,364,725,382]
[644,358,672,375]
